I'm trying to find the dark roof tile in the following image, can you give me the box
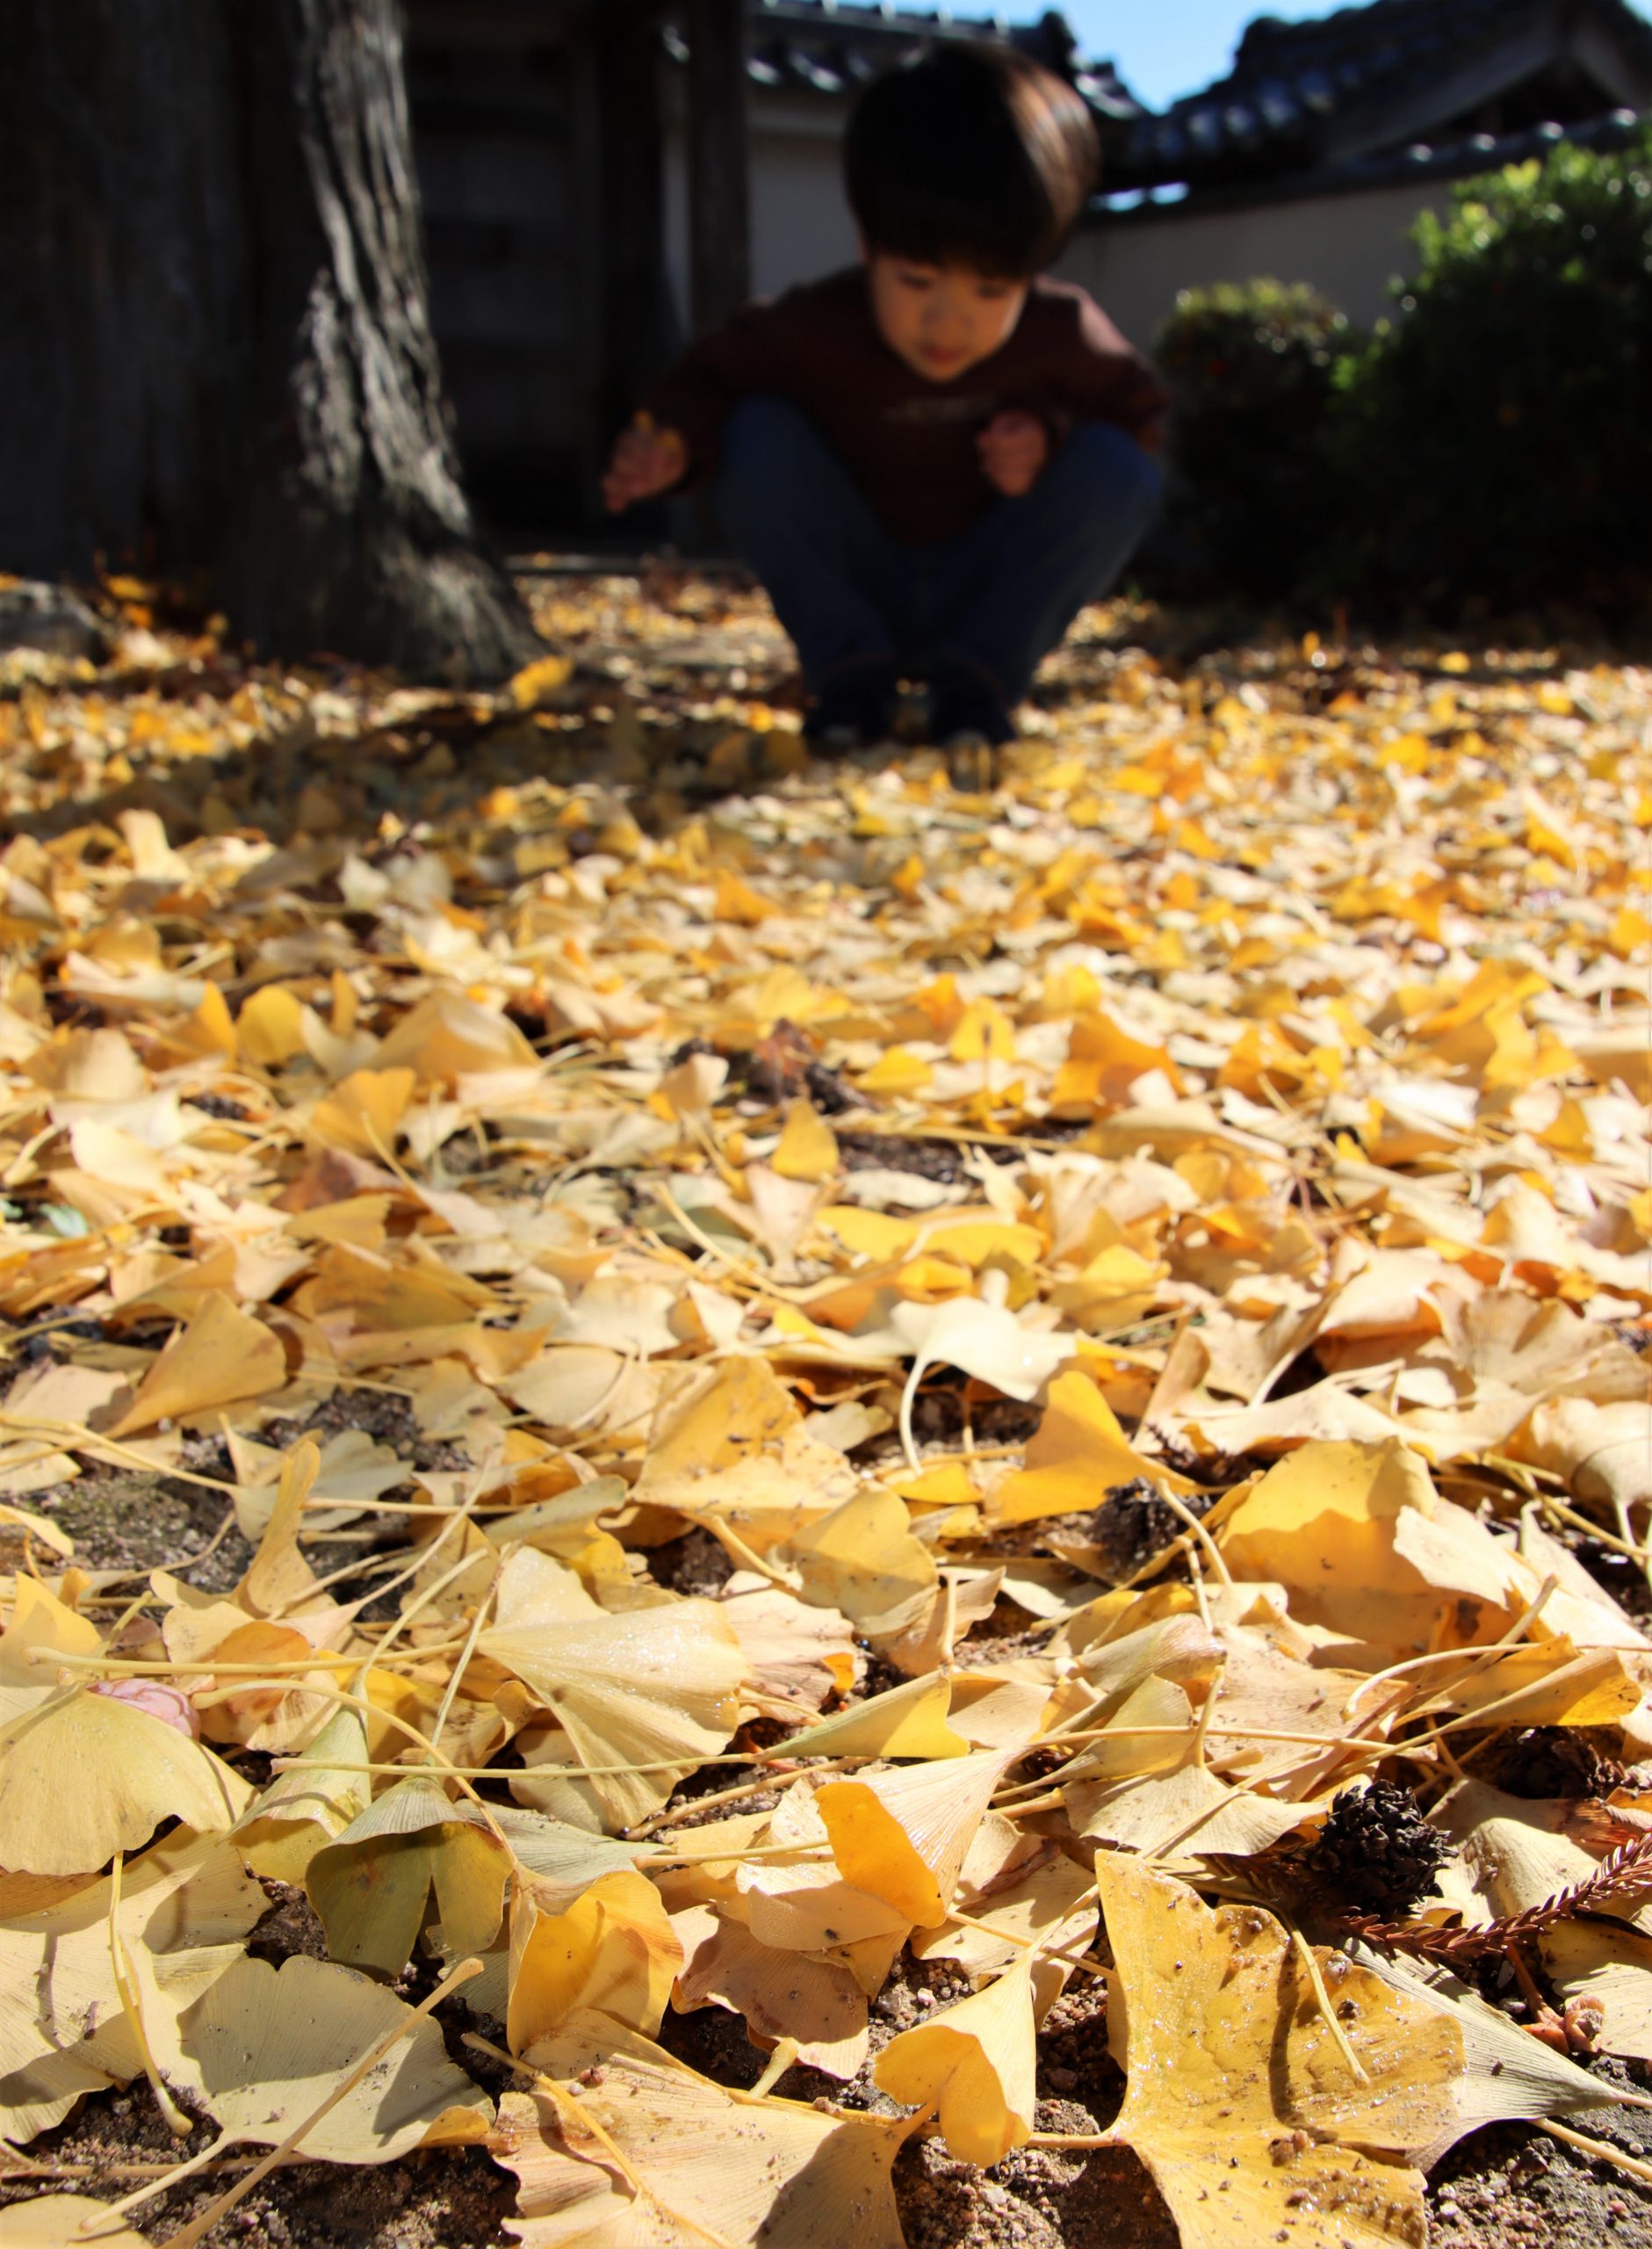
[1116,0,1652,186]
[662,3,1150,127]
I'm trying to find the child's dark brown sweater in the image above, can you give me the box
[644,267,1170,548]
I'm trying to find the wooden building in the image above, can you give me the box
[404,0,751,528]
[402,0,1651,529]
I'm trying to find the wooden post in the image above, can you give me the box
[686,0,751,335]
[595,5,671,440]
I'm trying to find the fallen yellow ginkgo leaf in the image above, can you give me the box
[816,1748,1017,1927]
[992,1369,1196,1525]
[772,1484,937,1638]
[372,987,538,1084]
[507,1868,682,2061]
[633,1356,858,1549]
[105,1291,287,1439]
[0,1576,103,1729]
[0,1687,250,1877]
[305,1774,511,1978]
[178,1950,493,2159]
[674,1902,870,2078]
[234,1703,372,1882]
[2,1830,265,2148]
[1218,1435,1538,1656]
[783,1667,969,1761]
[887,1289,1071,1472]
[770,1098,840,1182]
[490,2036,911,2249]
[1094,1853,1463,2248]
[0,2197,151,2245]
[480,1600,747,1830]
[913,1813,1097,2013]
[307,1066,416,1159]
[875,1953,1037,2165]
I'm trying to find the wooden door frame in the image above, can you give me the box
[683,0,752,336]
[593,0,751,422]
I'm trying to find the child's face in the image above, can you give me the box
[864,252,1029,382]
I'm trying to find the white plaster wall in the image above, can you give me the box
[664,94,856,330]
[663,90,1449,351]
[749,124,860,297]
[1054,179,1452,351]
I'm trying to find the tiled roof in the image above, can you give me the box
[660,0,1650,197]
[1118,0,1652,187]
[1106,101,1647,217]
[660,2,1148,127]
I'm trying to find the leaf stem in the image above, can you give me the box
[1290,1930,1369,2086]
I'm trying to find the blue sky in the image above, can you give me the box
[1058,0,1652,109]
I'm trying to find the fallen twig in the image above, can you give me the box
[1338,1833,1652,1964]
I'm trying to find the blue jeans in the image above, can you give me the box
[713,396,1162,702]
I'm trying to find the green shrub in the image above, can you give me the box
[1332,129,1652,602]
[1152,279,1358,592]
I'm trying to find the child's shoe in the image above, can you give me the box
[804,660,901,752]
[929,666,1019,749]
[929,665,1017,789]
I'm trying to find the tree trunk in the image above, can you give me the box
[219,0,539,679]
[0,0,539,683]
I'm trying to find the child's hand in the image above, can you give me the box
[977,410,1050,497]
[602,416,689,512]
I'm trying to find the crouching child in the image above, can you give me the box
[603,40,1169,756]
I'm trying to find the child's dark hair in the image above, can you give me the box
[845,42,1100,280]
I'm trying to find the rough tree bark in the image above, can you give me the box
[0,0,540,683]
